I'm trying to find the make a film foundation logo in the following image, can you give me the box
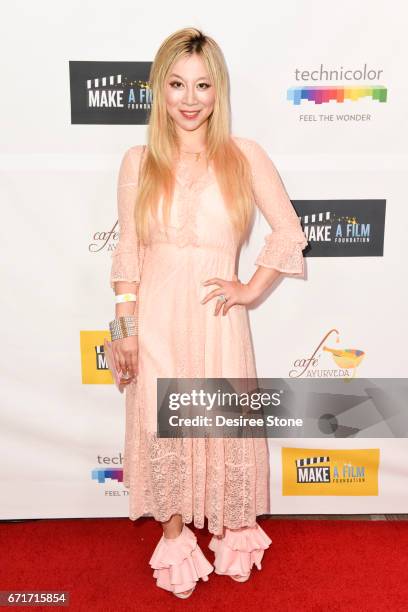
[79,330,114,385]
[69,61,152,124]
[293,199,386,257]
[282,448,380,495]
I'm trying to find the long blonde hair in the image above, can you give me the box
[135,27,255,246]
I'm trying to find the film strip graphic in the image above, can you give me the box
[298,211,332,226]
[295,456,330,467]
[87,74,123,89]
[86,74,150,90]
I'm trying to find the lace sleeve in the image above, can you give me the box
[109,145,145,290]
[248,139,308,276]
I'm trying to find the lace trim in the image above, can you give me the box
[255,232,308,275]
[109,146,145,290]
[110,248,143,288]
[174,158,215,248]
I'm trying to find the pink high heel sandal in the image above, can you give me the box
[149,524,214,598]
[208,522,272,582]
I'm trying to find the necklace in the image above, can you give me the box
[179,148,207,162]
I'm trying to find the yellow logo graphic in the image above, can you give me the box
[289,328,365,379]
[80,330,113,385]
[282,448,379,496]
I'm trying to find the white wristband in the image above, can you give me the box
[115,292,137,304]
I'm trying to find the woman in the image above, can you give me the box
[109,27,308,599]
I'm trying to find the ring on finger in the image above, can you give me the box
[217,293,227,303]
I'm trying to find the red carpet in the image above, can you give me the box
[1,517,407,611]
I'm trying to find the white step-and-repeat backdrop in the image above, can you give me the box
[2,1,407,519]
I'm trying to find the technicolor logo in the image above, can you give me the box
[282,448,380,495]
[287,85,387,105]
[287,63,387,106]
[92,468,123,484]
[91,454,125,486]
[288,329,365,379]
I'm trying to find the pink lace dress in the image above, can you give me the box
[110,136,308,535]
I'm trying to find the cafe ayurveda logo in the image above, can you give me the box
[288,328,365,379]
[88,218,118,258]
[287,62,387,107]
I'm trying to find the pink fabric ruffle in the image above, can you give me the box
[208,523,272,576]
[149,524,214,594]
[255,232,308,276]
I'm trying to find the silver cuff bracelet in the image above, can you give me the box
[109,315,138,341]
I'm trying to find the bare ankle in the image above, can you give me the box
[161,513,183,539]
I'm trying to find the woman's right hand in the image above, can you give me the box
[113,335,139,385]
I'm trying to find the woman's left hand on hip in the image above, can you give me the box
[201,274,256,316]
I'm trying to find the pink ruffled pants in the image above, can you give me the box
[149,522,272,594]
